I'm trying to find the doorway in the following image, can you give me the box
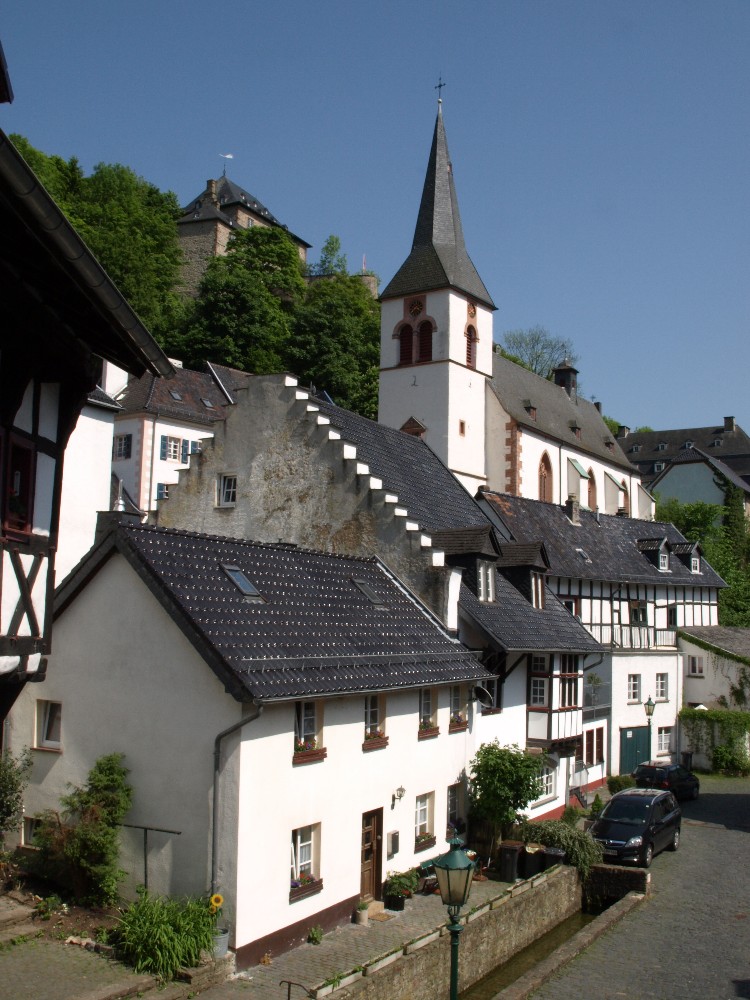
[360,809,383,900]
[619,725,650,773]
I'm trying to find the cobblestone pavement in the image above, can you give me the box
[530,775,750,1000]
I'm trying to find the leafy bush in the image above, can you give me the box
[606,774,635,795]
[307,924,324,945]
[0,748,32,847]
[519,820,603,879]
[111,888,216,980]
[384,868,419,897]
[33,753,132,905]
[712,742,750,775]
[560,806,582,827]
[588,794,605,817]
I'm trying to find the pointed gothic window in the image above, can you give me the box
[466,326,477,368]
[539,453,553,503]
[418,321,433,363]
[398,324,413,366]
[587,469,597,511]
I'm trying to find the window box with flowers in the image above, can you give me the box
[362,728,389,752]
[418,721,440,741]
[292,738,328,765]
[414,831,437,853]
[448,712,468,733]
[289,872,324,903]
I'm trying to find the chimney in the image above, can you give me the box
[594,401,602,413]
[94,511,141,548]
[553,360,578,402]
[724,416,736,433]
[616,425,630,439]
[206,179,219,206]
[565,495,580,525]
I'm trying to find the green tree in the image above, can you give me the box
[309,234,348,276]
[168,226,305,375]
[292,272,380,418]
[500,326,578,379]
[468,741,544,846]
[0,747,32,848]
[9,135,182,339]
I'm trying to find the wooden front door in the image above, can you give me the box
[360,809,382,900]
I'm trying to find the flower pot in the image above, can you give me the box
[213,928,230,958]
[355,907,369,926]
[384,893,406,911]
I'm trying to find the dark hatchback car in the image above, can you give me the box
[590,788,681,867]
[632,762,700,800]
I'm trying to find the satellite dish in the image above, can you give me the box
[473,685,494,709]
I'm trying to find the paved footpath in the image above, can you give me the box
[530,775,750,1000]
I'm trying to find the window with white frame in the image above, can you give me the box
[415,792,433,840]
[447,784,461,831]
[585,727,605,766]
[531,654,547,673]
[627,674,641,702]
[217,474,237,507]
[530,677,548,707]
[688,655,704,676]
[656,673,668,700]
[449,685,466,726]
[419,688,436,729]
[290,824,317,883]
[482,676,502,712]
[156,483,169,501]
[630,602,648,625]
[36,700,61,750]
[654,461,665,472]
[659,551,669,571]
[165,436,181,461]
[657,726,672,754]
[112,433,132,460]
[364,694,385,739]
[561,597,580,618]
[294,701,320,752]
[477,561,495,602]
[538,765,555,799]
[559,675,579,708]
[23,816,40,848]
[691,556,701,573]
[667,604,678,628]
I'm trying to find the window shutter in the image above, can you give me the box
[181,440,189,464]
[596,727,604,763]
[160,436,167,460]
[123,434,132,459]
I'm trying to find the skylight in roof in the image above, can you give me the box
[169,389,183,401]
[201,398,216,409]
[221,564,263,601]
[575,547,592,563]
[352,578,387,607]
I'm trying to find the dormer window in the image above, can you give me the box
[630,444,641,453]
[656,442,667,451]
[659,551,669,571]
[569,421,582,440]
[531,571,545,609]
[683,440,694,449]
[605,441,614,452]
[654,461,665,473]
[478,561,495,602]
[712,438,723,447]
[691,555,701,573]
[523,400,537,421]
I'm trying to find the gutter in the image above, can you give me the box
[211,702,264,894]
[0,128,173,379]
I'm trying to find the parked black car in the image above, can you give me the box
[632,762,700,800]
[589,788,681,867]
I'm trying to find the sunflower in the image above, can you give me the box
[209,892,224,915]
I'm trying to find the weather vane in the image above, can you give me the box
[435,75,446,101]
[219,152,234,177]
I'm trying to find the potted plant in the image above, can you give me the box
[209,893,229,957]
[354,899,369,925]
[384,868,418,910]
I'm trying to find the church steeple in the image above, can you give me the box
[381,101,495,310]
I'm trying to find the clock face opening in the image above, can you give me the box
[409,300,424,317]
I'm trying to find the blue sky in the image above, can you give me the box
[3,2,748,433]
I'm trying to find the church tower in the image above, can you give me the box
[378,99,496,493]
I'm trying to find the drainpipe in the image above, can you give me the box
[211,702,264,894]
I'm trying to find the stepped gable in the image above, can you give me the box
[314,397,489,533]
[481,492,725,588]
[491,353,634,471]
[56,522,491,702]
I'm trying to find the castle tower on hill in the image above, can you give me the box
[378,100,496,494]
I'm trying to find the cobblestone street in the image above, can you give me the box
[530,775,750,1000]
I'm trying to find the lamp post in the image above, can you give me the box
[644,695,655,759]
[432,834,475,1000]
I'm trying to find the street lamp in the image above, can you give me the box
[644,695,655,758]
[432,834,475,1000]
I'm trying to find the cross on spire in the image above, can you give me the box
[435,76,446,102]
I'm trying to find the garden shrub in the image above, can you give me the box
[606,774,635,795]
[518,819,603,879]
[0,747,31,848]
[111,888,216,980]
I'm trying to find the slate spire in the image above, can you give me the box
[381,101,495,309]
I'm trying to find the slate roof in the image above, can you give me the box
[478,491,725,588]
[460,575,601,654]
[87,386,120,411]
[491,353,634,472]
[430,527,498,557]
[117,363,251,427]
[56,523,491,702]
[651,447,750,496]
[380,104,495,308]
[623,421,750,484]
[495,542,549,571]
[178,175,310,248]
[679,626,750,664]
[314,397,489,533]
